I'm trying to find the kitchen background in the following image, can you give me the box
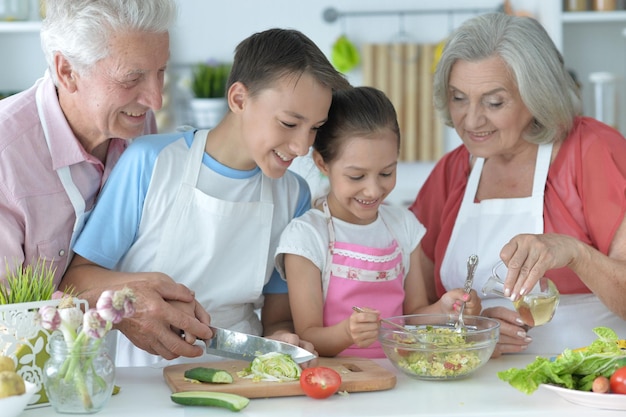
[1,0,625,205]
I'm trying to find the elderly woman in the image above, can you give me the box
[410,12,626,355]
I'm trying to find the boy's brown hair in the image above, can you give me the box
[227,28,350,97]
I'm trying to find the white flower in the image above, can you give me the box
[59,306,83,331]
[96,287,136,324]
[81,309,109,340]
[37,305,61,331]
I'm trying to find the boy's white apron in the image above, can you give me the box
[117,130,273,366]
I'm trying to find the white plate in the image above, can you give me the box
[0,380,37,417]
[541,384,626,410]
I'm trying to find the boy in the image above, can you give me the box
[61,28,350,366]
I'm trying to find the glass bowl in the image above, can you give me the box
[378,314,500,380]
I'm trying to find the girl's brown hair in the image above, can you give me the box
[315,86,400,163]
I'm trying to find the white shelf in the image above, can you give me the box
[0,21,41,33]
[562,11,626,23]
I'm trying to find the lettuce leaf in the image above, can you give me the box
[498,327,626,394]
[237,352,302,382]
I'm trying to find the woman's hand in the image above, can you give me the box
[481,306,532,357]
[501,223,626,320]
[499,233,580,299]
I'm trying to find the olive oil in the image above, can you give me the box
[513,293,559,327]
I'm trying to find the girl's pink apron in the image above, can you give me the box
[321,199,405,358]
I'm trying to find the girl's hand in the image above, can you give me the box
[265,331,319,368]
[440,288,482,315]
[348,307,380,348]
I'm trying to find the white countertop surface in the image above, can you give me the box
[22,354,625,417]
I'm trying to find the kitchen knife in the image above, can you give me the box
[205,326,316,364]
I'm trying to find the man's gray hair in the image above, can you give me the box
[40,0,178,84]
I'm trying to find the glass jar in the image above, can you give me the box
[593,0,617,10]
[564,0,588,11]
[43,333,115,414]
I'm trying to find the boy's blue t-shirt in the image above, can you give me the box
[73,129,311,294]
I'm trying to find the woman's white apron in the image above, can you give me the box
[440,143,625,354]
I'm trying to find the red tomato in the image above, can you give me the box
[610,366,626,395]
[300,367,342,399]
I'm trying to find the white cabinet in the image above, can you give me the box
[0,26,45,93]
[560,10,626,133]
[0,21,40,32]
[0,0,45,93]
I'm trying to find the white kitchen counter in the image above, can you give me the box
[22,354,625,417]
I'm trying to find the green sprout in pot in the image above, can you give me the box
[0,257,56,304]
[191,60,231,99]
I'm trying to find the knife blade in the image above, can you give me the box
[205,326,316,364]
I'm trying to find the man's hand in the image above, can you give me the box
[115,277,212,360]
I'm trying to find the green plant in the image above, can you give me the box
[191,61,231,99]
[0,258,56,304]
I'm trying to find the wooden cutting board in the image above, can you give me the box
[163,357,396,399]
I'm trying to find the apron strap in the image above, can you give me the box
[322,198,335,281]
[531,142,553,198]
[36,73,86,261]
[184,129,272,203]
[182,129,210,185]
[463,156,484,205]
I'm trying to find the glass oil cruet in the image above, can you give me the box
[481,261,560,328]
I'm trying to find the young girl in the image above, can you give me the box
[275,87,482,358]
[62,28,350,366]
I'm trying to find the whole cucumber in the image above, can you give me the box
[171,391,250,411]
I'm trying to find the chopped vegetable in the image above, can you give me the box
[397,349,482,378]
[237,352,302,382]
[184,367,233,384]
[498,327,626,394]
[393,326,483,378]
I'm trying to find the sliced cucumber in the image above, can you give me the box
[171,391,250,411]
[184,367,234,384]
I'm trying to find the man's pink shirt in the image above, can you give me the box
[0,73,156,287]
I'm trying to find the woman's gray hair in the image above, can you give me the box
[40,0,178,85]
[433,12,581,144]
